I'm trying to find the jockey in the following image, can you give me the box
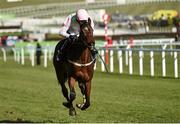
[58,9,98,60]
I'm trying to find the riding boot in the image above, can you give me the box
[90,45,98,58]
[57,38,72,61]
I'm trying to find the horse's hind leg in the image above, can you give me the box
[60,82,71,109]
[58,73,69,99]
[53,43,71,109]
[53,64,70,106]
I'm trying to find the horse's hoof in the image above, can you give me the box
[81,103,90,110]
[63,102,71,108]
[76,103,90,110]
[69,107,76,116]
[76,103,83,109]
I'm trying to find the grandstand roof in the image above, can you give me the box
[0,0,179,18]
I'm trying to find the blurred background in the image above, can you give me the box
[0,0,180,45]
[1,1,180,122]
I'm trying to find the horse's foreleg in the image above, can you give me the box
[68,77,76,102]
[78,82,86,94]
[68,77,76,116]
[76,82,86,108]
[78,81,91,110]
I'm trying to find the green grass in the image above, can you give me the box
[0,56,180,122]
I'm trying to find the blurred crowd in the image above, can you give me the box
[110,10,180,29]
[0,9,180,46]
[0,36,19,47]
[0,35,38,47]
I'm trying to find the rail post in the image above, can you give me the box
[110,50,114,72]
[139,50,143,76]
[31,48,35,67]
[21,47,25,65]
[44,48,48,68]
[174,51,178,78]
[129,50,133,75]
[12,48,17,61]
[125,45,130,66]
[17,50,20,63]
[118,50,123,74]
[101,49,105,72]
[150,51,154,77]
[162,50,166,77]
[1,48,7,62]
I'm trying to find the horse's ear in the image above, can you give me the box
[88,17,91,25]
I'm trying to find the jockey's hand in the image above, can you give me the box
[69,35,77,42]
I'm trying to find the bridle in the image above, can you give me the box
[79,21,95,49]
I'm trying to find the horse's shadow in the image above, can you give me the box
[0,118,55,123]
[0,120,34,123]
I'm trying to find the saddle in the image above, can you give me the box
[56,37,98,62]
[56,38,70,61]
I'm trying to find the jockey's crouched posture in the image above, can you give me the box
[58,9,98,61]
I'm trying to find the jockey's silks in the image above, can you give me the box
[59,13,94,38]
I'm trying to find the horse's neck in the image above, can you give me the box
[80,48,91,63]
[68,44,91,63]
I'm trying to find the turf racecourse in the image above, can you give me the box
[0,59,180,123]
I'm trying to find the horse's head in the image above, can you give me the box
[67,18,95,64]
[79,18,94,47]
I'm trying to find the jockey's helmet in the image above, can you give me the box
[76,9,89,22]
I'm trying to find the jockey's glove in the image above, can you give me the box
[69,35,77,42]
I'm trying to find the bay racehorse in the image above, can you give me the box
[53,18,96,116]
